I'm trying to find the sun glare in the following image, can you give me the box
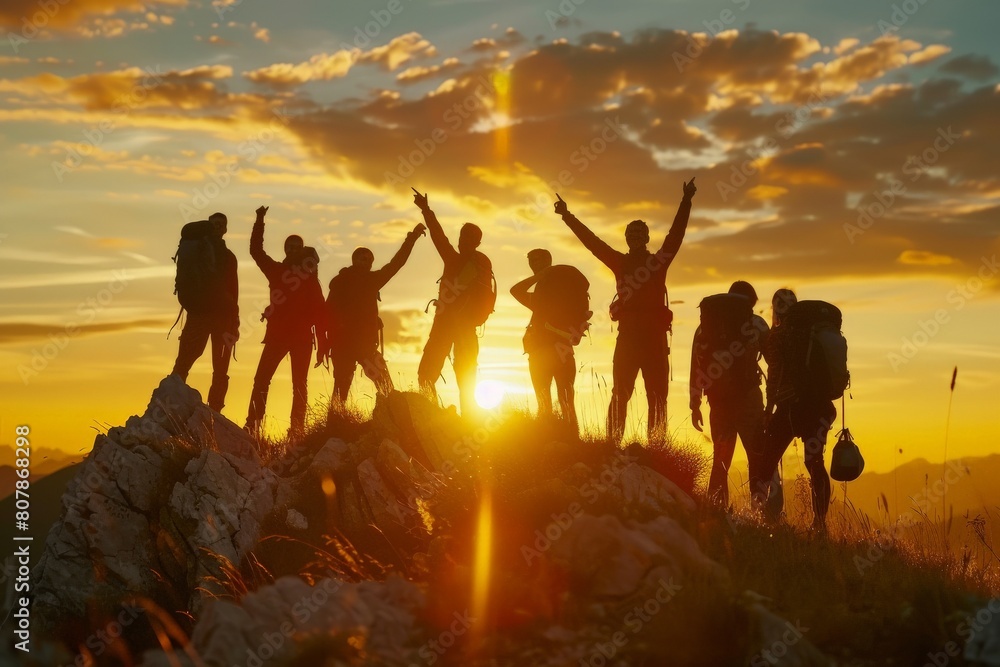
[475,380,506,410]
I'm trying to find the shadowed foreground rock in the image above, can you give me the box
[24,382,833,666]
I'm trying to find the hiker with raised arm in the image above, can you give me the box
[511,249,591,431]
[412,188,496,417]
[326,222,426,404]
[748,289,849,530]
[170,212,239,413]
[690,280,769,506]
[554,178,697,443]
[245,205,329,439]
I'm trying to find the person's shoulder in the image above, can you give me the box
[752,314,769,331]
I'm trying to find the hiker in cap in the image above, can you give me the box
[245,205,329,438]
[326,222,426,404]
[749,288,843,530]
[554,178,697,443]
[690,280,769,506]
[412,189,496,417]
[510,249,591,430]
[170,211,240,412]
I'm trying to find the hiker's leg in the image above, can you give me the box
[453,324,479,416]
[206,324,233,412]
[798,401,836,526]
[528,351,553,416]
[418,316,452,402]
[641,333,669,444]
[246,340,287,433]
[288,338,312,437]
[332,347,356,403]
[708,400,738,506]
[607,335,640,444]
[749,402,794,511]
[554,346,578,431]
[171,313,210,381]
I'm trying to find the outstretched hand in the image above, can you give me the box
[410,222,427,238]
[553,193,568,216]
[411,187,429,211]
[255,205,269,220]
[682,177,697,200]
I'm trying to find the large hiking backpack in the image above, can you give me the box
[695,293,759,392]
[173,220,221,312]
[533,265,592,345]
[782,300,850,401]
[455,251,496,326]
[326,267,381,345]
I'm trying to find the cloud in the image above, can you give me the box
[245,50,357,88]
[0,319,172,344]
[940,54,1000,80]
[0,0,187,33]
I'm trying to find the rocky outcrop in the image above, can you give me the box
[32,375,277,628]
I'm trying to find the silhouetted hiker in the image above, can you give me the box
[412,188,496,416]
[171,212,239,412]
[326,223,426,404]
[245,206,329,438]
[554,178,697,443]
[749,289,842,530]
[690,280,769,506]
[510,249,591,430]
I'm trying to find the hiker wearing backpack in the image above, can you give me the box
[244,206,329,438]
[326,223,427,403]
[412,189,495,417]
[510,249,591,430]
[170,212,240,412]
[554,178,697,443]
[690,281,769,506]
[748,289,848,530]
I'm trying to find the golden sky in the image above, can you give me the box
[1,0,998,473]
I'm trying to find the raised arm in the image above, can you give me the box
[553,194,621,272]
[412,189,457,263]
[509,274,538,310]
[373,223,426,289]
[249,205,282,277]
[658,178,697,259]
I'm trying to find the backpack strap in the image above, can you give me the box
[167,306,184,339]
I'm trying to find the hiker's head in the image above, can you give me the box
[458,223,482,254]
[729,280,758,306]
[208,212,227,236]
[527,248,552,275]
[352,247,375,271]
[284,234,304,260]
[772,288,797,326]
[625,220,649,250]
[298,246,320,275]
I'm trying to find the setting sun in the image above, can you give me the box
[474,380,506,410]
